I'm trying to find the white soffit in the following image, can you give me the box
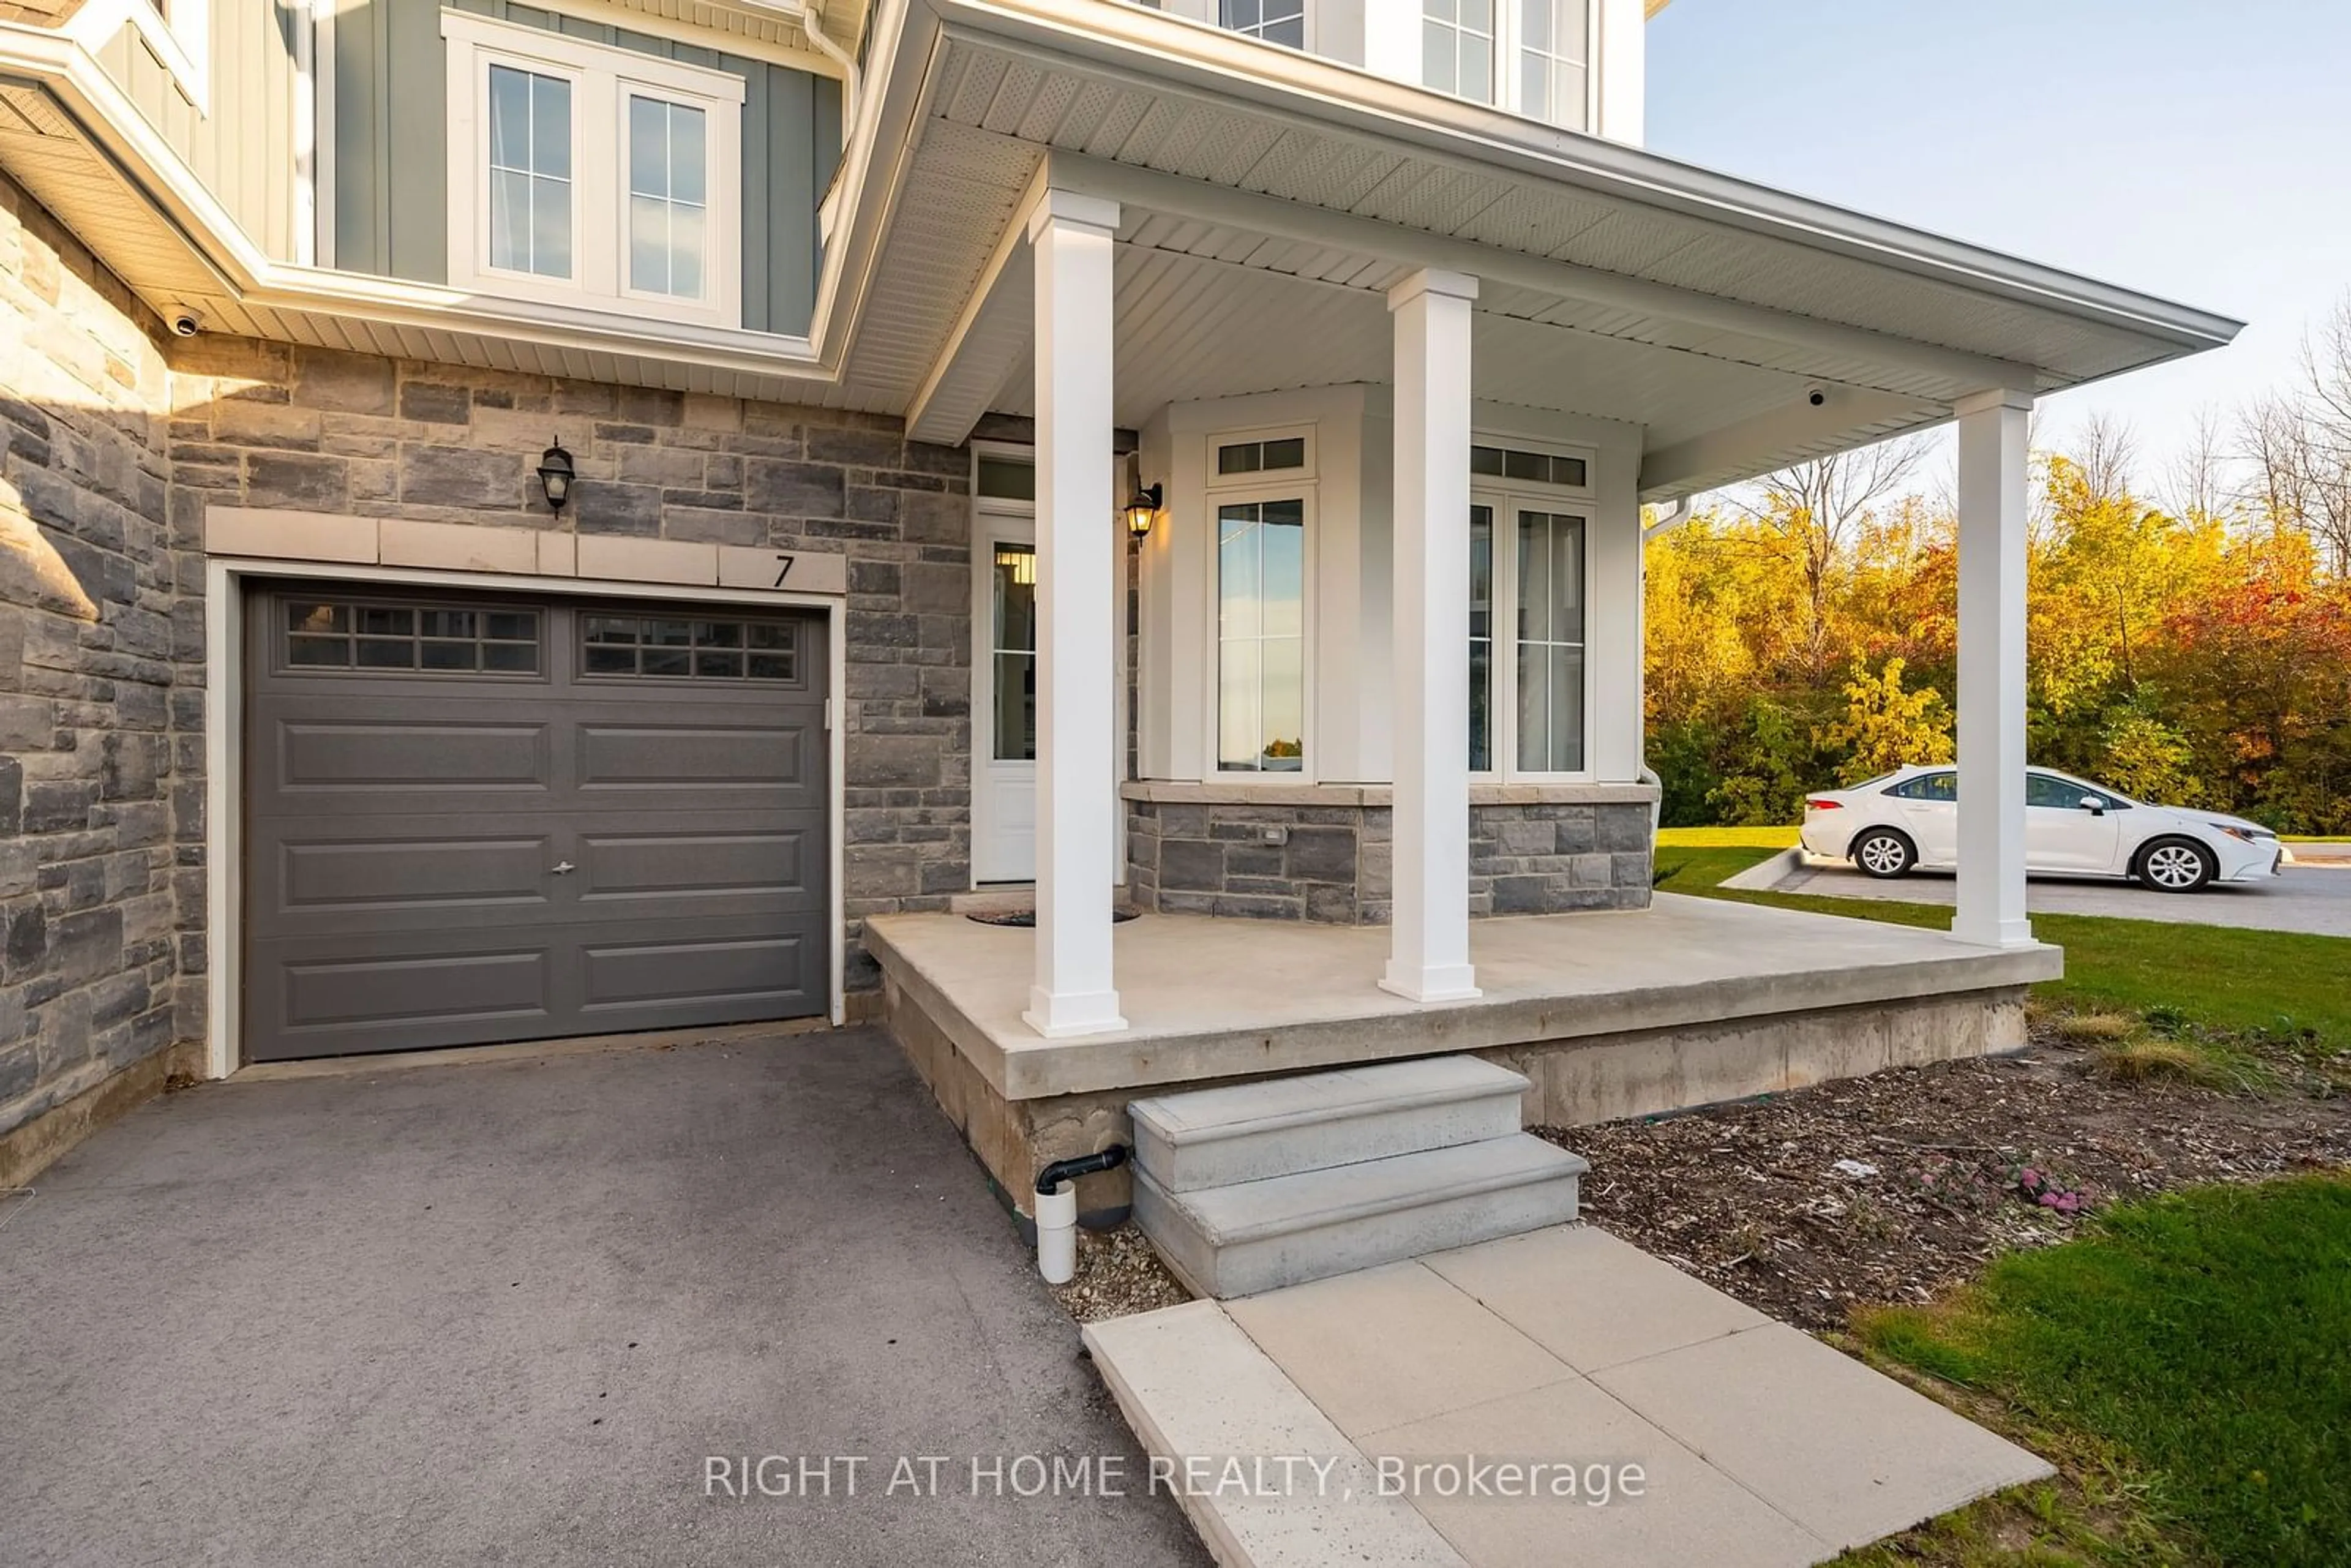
[872,7,2238,472]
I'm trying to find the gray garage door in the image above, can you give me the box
[244,584,828,1062]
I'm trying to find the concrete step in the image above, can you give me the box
[1135,1133,1587,1299]
[1130,1056,1529,1193]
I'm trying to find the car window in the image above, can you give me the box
[2027,773,2105,810]
[1886,772,1956,802]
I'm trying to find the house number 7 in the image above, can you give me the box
[772,553,795,587]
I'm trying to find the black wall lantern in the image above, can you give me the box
[1125,481,1161,539]
[537,438,576,515]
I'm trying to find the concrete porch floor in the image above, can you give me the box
[867,893,2062,1103]
[1086,1225,2052,1567]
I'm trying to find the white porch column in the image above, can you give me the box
[1022,189,1128,1038]
[1952,387,2036,950]
[1382,268,1482,1003]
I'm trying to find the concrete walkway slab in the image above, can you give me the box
[1591,1321,2055,1551]
[1084,1302,1469,1568]
[1423,1225,1771,1373]
[1086,1224,2052,1568]
[0,1030,1207,1568]
[1224,1262,1578,1437]
[1374,1379,1832,1568]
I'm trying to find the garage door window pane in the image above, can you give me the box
[580,613,798,680]
[281,598,540,676]
[287,636,350,667]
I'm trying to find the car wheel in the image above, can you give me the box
[2137,837,2216,893]
[1851,827,1915,879]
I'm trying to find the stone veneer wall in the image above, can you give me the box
[0,165,994,1163]
[169,340,986,995]
[0,173,202,1160]
[1123,786,1656,923]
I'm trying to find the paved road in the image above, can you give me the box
[0,1031,1209,1568]
[1771,854,2351,937]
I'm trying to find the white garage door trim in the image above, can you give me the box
[202,555,849,1079]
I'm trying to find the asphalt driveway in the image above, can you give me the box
[1768,855,2351,937]
[0,1030,1207,1568]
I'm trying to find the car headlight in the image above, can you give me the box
[2211,823,2275,844]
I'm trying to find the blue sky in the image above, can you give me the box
[1646,0,2351,487]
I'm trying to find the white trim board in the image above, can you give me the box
[200,555,850,1081]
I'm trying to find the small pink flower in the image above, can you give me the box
[2019,1168,2042,1188]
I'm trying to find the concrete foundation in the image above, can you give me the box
[874,895,2053,1220]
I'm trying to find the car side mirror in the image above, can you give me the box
[2079,795,2105,815]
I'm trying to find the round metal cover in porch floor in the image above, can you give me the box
[241,583,830,1061]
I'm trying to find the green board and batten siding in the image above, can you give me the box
[333,0,841,335]
[95,4,304,262]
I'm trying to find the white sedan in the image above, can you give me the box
[1799,764,2284,893]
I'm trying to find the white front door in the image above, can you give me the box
[972,514,1037,883]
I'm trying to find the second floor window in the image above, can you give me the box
[1221,0,1306,50]
[1423,0,1590,128]
[487,67,574,279]
[444,13,746,328]
[1423,0,1497,104]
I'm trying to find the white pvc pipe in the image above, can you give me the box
[1037,1184,1078,1285]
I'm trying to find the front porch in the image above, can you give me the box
[869,895,2060,1221]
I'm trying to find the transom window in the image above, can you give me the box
[1217,436,1308,476]
[1217,498,1307,773]
[1220,0,1306,48]
[582,615,798,680]
[975,454,1038,500]
[443,13,744,326]
[1472,445,1588,488]
[283,601,541,675]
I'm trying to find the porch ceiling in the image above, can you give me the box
[874,1,2240,494]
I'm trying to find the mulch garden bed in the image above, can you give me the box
[1542,1025,2351,1334]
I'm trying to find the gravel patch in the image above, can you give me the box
[1050,1223,1192,1323]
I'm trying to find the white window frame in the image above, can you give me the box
[442,12,744,328]
[1203,424,1318,784]
[1215,0,1316,51]
[1469,438,1599,783]
[1411,0,1593,129]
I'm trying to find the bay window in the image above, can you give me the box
[444,13,744,326]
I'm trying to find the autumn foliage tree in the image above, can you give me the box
[1647,407,2351,833]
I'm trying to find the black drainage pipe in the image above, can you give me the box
[1035,1144,1130,1283]
[1036,1144,1130,1195]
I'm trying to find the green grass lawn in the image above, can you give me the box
[1857,1176,2351,1567]
[1651,841,2351,1056]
